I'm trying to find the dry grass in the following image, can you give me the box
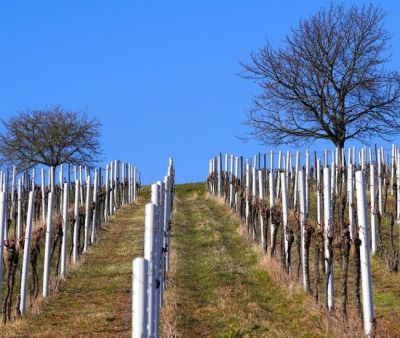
[208,188,400,337]
[1,191,149,337]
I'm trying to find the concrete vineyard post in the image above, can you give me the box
[163,176,171,277]
[251,165,256,240]
[285,151,290,188]
[276,151,281,199]
[91,170,99,244]
[245,162,250,226]
[128,164,132,204]
[104,164,109,222]
[298,170,307,291]
[73,180,80,263]
[331,155,336,201]
[269,171,275,249]
[84,175,91,252]
[60,164,64,211]
[114,160,118,211]
[43,192,54,297]
[316,159,321,228]
[144,203,156,338]
[355,170,375,337]
[133,166,137,201]
[294,151,299,208]
[61,183,69,279]
[79,165,83,205]
[217,154,222,198]
[305,150,310,214]
[323,167,334,311]
[121,162,125,205]
[49,165,54,193]
[16,178,22,240]
[20,191,34,315]
[280,172,289,268]
[391,144,395,195]
[3,170,9,239]
[259,169,265,248]
[41,169,46,223]
[151,183,161,338]
[109,162,114,215]
[347,163,354,239]
[234,157,239,211]
[397,153,400,220]
[377,149,383,215]
[370,165,377,254]
[10,166,16,223]
[132,258,149,338]
[229,159,234,207]
[0,192,5,305]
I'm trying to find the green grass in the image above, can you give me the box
[162,183,333,337]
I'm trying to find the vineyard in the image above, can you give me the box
[0,161,140,328]
[205,147,400,336]
[0,146,400,337]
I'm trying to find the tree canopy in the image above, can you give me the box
[0,106,102,170]
[241,3,400,149]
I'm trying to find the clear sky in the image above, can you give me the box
[1,1,399,184]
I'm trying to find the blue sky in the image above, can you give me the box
[1,1,399,184]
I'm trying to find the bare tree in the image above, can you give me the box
[0,106,102,170]
[241,4,400,152]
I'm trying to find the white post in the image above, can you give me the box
[114,160,118,210]
[79,165,83,205]
[355,170,375,336]
[104,164,110,222]
[316,159,322,228]
[397,153,400,220]
[276,151,282,198]
[20,191,34,315]
[151,183,161,338]
[60,183,69,279]
[280,172,289,268]
[269,171,275,248]
[109,162,114,215]
[391,144,395,195]
[49,166,54,193]
[298,170,307,291]
[217,154,222,198]
[370,164,377,254]
[84,175,91,252]
[331,156,336,201]
[41,168,46,223]
[377,149,383,215]
[0,192,6,305]
[323,167,334,311]
[293,151,300,208]
[73,180,80,263]
[133,166,137,201]
[305,150,310,215]
[43,192,54,297]
[10,166,16,221]
[347,163,354,240]
[91,170,98,244]
[16,178,23,240]
[252,165,257,198]
[258,169,264,247]
[132,258,149,338]
[245,162,250,226]
[144,203,156,338]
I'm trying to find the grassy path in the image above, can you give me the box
[162,184,332,338]
[4,192,148,337]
